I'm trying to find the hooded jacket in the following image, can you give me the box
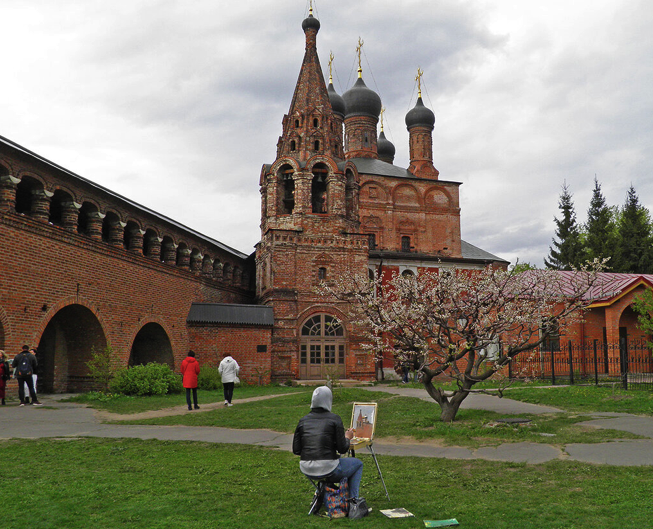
[292,386,350,477]
[181,356,200,388]
[218,356,240,383]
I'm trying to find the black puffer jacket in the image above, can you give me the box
[292,408,350,460]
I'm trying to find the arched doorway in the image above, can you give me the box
[299,314,346,379]
[38,305,107,393]
[129,323,173,368]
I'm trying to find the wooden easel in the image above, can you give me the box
[348,402,390,500]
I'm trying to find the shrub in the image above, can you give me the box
[86,346,118,392]
[109,363,183,396]
[197,366,222,390]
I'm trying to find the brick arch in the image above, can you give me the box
[0,305,11,351]
[16,172,46,188]
[297,305,349,334]
[34,296,110,393]
[392,183,422,207]
[51,184,80,204]
[306,155,340,175]
[270,157,301,175]
[128,318,174,369]
[360,181,389,202]
[0,161,12,175]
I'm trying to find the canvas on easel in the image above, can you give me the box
[350,402,377,444]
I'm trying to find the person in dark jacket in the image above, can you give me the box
[0,350,11,405]
[292,386,364,502]
[181,350,200,411]
[12,345,41,406]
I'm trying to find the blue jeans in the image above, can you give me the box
[323,458,364,499]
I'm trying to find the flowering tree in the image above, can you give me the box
[326,260,610,422]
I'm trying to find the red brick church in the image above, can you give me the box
[0,9,507,390]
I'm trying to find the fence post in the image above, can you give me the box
[568,341,574,385]
[620,337,628,390]
[593,339,599,386]
[550,348,556,386]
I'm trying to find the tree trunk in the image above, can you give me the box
[423,377,470,422]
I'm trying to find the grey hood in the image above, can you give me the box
[310,386,333,412]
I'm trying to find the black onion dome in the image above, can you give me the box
[343,77,382,119]
[377,131,395,159]
[328,82,346,117]
[302,14,321,32]
[405,97,435,129]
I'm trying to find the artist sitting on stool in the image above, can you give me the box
[293,386,364,510]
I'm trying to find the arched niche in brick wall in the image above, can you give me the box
[129,322,173,369]
[393,184,421,207]
[360,181,388,203]
[425,188,452,209]
[37,303,108,393]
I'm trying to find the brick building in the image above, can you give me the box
[0,9,509,390]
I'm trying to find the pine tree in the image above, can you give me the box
[614,185,653,273]
[545,183,583,270]
[584,177,618,266]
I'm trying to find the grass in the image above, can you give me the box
[108,388,645,448]
[1,437,652,529]
[63,384,306,414]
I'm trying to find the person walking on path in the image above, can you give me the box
[12,345,41,406]
[218,353,240,406]
[0,350,11,405]
[23,348,38,404]
[181,350,200,411]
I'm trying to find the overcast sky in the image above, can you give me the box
[2,0,652,267]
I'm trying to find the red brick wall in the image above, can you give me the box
[187,324,272,385]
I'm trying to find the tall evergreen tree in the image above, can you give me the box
[545,183,584,270]
[614,185,653,273]
[584,177,618,266]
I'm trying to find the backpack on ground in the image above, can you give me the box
[17,355,32,377]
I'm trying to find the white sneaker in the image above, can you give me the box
[227,403,233,407]
[224,400,228,406]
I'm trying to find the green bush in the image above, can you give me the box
[197,366,222,390]
[109,363,183,396]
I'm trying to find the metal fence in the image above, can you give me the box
[507,339,653,390]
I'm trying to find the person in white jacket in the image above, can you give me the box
[218,353,240,406]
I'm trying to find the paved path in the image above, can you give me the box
[2,387,653,466]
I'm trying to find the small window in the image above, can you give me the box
[401,269,415,278]
[401,236,411,252]
[313,118,319,127]
[314,140,320,150]
[318,267,327,280]
[295,119,300,128]
[290,140,296,151]
[364,132,369,147]
[541,320,560,352]
[367,233,376,250]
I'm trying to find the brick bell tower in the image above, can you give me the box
[256,8,371,382]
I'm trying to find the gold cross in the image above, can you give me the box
[329,51,334,83]
[415,68,423,98]
[356,37,364,77]
[380,107,386,131]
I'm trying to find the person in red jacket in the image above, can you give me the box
[181,350,201,411]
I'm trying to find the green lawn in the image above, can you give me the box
[2,437,652,529]
[107,388,645,448]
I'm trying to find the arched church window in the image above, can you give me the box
[311,163,328,213]
[313,118,319,127]
[290,140,296,151]
[295,119,300,128]
[299,314,346,379]
[314,140,320,151]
